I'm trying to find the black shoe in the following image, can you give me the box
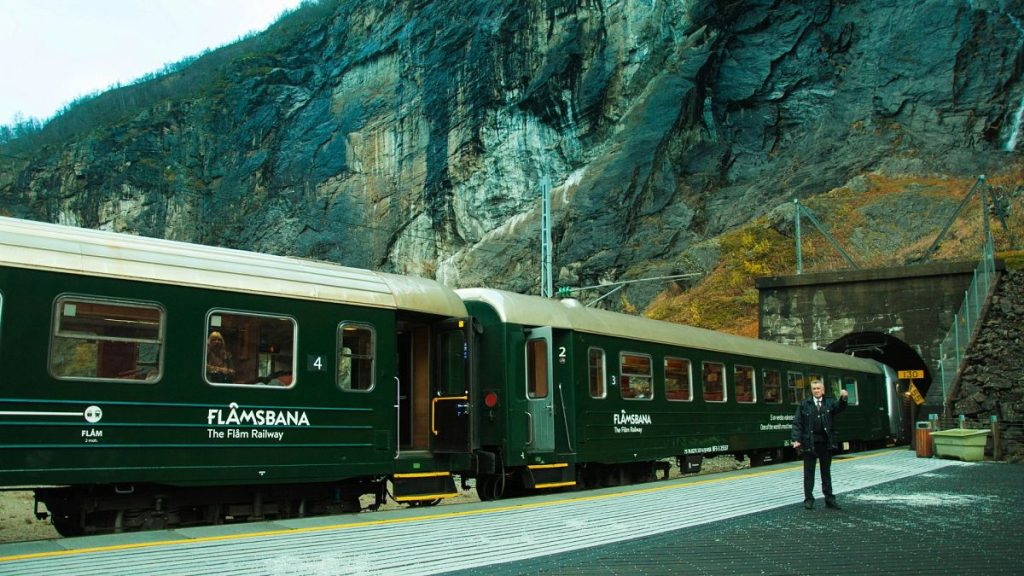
[804,499,814,510]
[825,499,841,510]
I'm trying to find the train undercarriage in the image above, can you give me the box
[35,479,382,537]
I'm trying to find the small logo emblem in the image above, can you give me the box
[84,405,103,423]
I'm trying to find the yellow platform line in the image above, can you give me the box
[0,449,898,564]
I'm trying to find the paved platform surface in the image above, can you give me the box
[0,450,1018,575]
[456,456,1022,575]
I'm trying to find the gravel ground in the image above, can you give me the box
[0,456,749,545]
[0,491,58,543]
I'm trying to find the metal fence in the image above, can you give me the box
[935,232,997,408]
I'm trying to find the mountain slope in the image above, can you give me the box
[1,0,1022,314]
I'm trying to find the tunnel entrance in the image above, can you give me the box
[825,331,931,395]
[826,331,928,445]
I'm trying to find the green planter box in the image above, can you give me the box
[929,429,990,462]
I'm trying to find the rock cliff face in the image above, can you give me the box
[1,0,1022,300]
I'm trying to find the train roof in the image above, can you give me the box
[0,216,468,317]
[457,288,882,374]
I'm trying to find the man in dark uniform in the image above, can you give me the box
[791,379,848,510]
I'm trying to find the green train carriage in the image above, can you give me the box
[0,216,478,535]
[459,288,902,498]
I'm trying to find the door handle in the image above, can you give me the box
[394,376,401,460]
[525,411,533,445]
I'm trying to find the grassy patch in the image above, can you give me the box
[646,222,793,337]
[644,168,1024,336]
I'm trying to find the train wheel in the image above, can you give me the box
[477,475,494,501]
[476,474,505,501]
[749,452,766,467]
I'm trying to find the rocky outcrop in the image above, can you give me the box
[1,0,1022,304]
[954,270,1024,463]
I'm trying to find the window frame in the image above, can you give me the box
[338,322,376,392]
[205,309,297,388]
[787,371,806,404]
[842,376,860,405]
[830,375,843,399]
[619,351,653,401]
[734,364,756,404]
[526,337,549,399]
[763,368,782,404]
[588,347,607,399]
[50,295,165,383]
[702,361,727,403]
[664,356,693,402]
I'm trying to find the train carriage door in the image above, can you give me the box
[431,317,477,453]
[525,327,555,453]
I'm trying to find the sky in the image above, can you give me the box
[0,0,305,126]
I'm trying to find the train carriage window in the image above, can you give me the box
[734,365,756,403]
[763,369,782,404]
[702,361,726,402]
[664,357,692,401]
[620,352,652,400]
[339,323,375,391]
[51,297,164,382]
[788,371,806,404]
[842,377,860,405]
[526,338,549,399]
[206,311,296,387]
[830,376,843,399]
[588,347,606,399]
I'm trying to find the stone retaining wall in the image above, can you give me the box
[953,269,1024,463]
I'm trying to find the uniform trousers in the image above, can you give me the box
[802,440,833,501]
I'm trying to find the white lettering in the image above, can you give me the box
[206,402,311,427]
[251,429,285,441]
[612,410,652,426]
[683,444,729,455]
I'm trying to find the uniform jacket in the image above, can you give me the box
[791,396,847,453]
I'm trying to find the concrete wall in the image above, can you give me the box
[756,261,989,402]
